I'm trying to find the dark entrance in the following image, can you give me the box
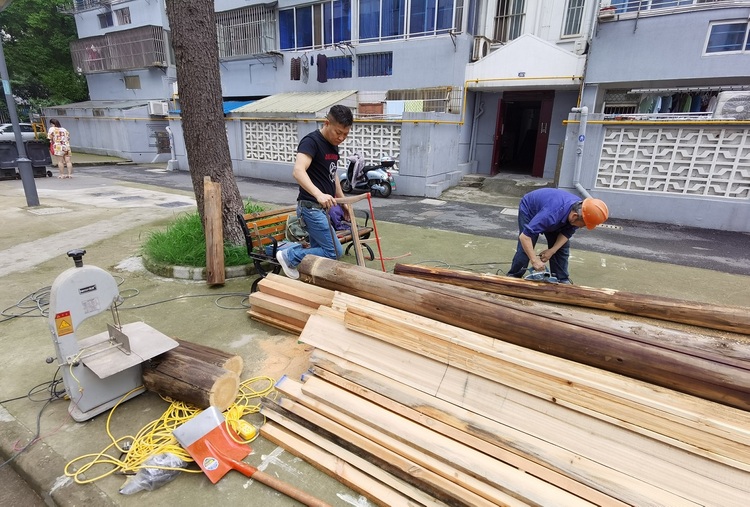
[491,91,554,177]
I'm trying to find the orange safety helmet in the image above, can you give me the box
[581,198,609,230]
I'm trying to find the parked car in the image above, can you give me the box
[0,123,39,142]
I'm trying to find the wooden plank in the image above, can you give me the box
[204,176,224,285]
[249,291,316,323]
[300,312,750,506]
[242,205,296,221]
[393,263,750,336]
[271,378,527,507]
[337,297,750,465]
[280,376,599,507]
[261,400,458,507]
[297,257,750,411]
[261,422,433,507]
[247,310,303,334]
[309,365,628,507]
[258,275,334,309]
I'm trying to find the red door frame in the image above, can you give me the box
[491,91,555,177]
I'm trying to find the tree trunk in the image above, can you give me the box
[164,0,245,246]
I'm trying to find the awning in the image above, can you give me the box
[169,100,254,115]
[231,91,357,117]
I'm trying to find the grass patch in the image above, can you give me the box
[143,201,266,267]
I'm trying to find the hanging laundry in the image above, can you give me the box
[301,54,309,84]
[660,95,672,113]
[290,57,301,81]
[317,54,328,83]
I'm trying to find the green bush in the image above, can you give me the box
[143,200,266,267]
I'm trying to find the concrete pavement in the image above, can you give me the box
[1,155,748,506]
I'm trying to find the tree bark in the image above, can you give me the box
[393,263,750,336]
[164,0,245,245]
[143,352,239,411]
[297,256,750,411]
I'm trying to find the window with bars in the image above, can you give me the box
[327,56,353,78]
[494,0,525,43]
[279,0,351,51]
[216,5,277,58]
[562,0,584,37]
[358,52,392,77]
[115,8,131,26]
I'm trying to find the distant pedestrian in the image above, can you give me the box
[507,188,609,284]
[48,119,73,178]
[275,105,353,280]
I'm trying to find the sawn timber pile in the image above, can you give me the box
[249,259,750,506]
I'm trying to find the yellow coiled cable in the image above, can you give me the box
[65,376,277,484]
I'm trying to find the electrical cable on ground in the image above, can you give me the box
[63,376,276,485]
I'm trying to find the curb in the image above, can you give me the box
[141,254,257,281]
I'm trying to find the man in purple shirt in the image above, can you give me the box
[507,188,609,284]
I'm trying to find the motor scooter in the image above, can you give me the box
[339,152,396,198]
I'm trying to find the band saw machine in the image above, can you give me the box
[48,249,177,422]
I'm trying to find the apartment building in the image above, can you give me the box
[49,0,597,197]
[559,0,750,231]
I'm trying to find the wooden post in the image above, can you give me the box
[337,194,369,267]
[204,176,224,285]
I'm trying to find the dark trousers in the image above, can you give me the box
[507,210,570,281]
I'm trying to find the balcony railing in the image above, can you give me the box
[70,26,170,74]
[59,0,130,14]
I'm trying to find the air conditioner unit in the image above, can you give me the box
[148,100,169,117]
[471,36,491,62]
[713,91,750,120]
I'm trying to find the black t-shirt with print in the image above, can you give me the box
[296,129,339,203]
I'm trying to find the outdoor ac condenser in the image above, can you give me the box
[714,92,750,120]
[147,101,169,117]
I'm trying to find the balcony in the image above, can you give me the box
[59,0,130,14]
[70,26,170,74]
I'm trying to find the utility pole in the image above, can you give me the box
[0,0,39,206]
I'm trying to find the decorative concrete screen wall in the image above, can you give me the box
[243,121,298,163]
[241,120,401,166]
[596,125,750,199]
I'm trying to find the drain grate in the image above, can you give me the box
[597,223,622,230]
[28,207,72,216]
[158,201,193,208]
[500,207,519,216]
[91,192,120,197]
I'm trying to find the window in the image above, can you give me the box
[706,21,749,54]
[360,0,407,42]
[115,8,131,25]
[494,0,525,43]
[98,12,113,29]
[611,0,695,13]
[279,0,351,51]
[327,56,352,78]
[124,75,141,89]
[358,52,392,77]
[563,0,584,37]
[217,5,277,58]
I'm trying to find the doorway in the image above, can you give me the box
[491,91,554,177]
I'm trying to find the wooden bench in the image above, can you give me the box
[238,205,374,292]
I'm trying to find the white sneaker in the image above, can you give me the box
[276,250,299,280]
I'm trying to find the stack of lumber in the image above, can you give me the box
[252,258,750,506]
[142,338,243,412]
[248,274,334,333]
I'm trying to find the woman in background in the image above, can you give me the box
[48,118,73,178]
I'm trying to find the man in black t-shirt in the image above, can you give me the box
[276,105,353,279]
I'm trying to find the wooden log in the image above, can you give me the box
[297,256,750,411]
[393,263,750,336]
[172,338,243,376]
[142,353,239,411]
[204,176,224,286]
